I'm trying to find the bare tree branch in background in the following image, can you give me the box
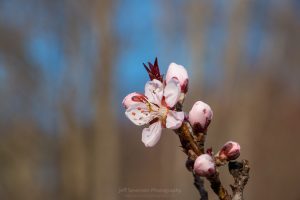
[0,23,41,117]
[90,0,119,199]
[186,1,212,95]
[58,1,89,199]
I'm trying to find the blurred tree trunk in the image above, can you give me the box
[60,107,88,200]
[222,0,250,98]
[89,0,119,200]
[208,0,251,150]
[59,1,89,199]
[186,1,212,96]
[0,19,42,200]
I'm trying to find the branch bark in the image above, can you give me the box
[174,119,250,200]
[206,172,231,200]
[229,160,250,200]
[174,120,209,199]
[193,173,208,200]
[173,102,249,200]
[175,121,201,156]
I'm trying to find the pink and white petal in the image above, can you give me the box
[166,111,184,129]
[122,92,143,109]
[164,78,181,108]
[142,121,162,147]
[125,103,153,126]
[166,63,189,87]
[145,79,163,105]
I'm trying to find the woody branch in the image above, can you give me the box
[122,58,250,200]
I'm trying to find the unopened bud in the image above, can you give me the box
[218,141,241,161]
[193,154,216,177]
[188,101,213,132]
[166,63,189,93]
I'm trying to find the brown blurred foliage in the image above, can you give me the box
[0,1,300,200]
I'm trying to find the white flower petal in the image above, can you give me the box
[166,111,184,129]
[125,103,153,126]
[164,78,181,107]
[142,121,162,147]
[122,92,144,109]
[145,79,163,105]
[166,63,189,91]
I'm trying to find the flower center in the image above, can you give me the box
[146,102,169,126]
[158,106,168,120]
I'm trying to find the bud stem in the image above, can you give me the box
[175,120,201,156]
[194,130,207,154]
[174,118,233,200]
[207,171,231,200]
[229,160,250,200]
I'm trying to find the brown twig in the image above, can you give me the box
[206,171,231,200]
[174,106,249,200]
[175,121,201,156]
[175,120,232,200]
[175,120,209,199]
[193,173,208,200]
[193,131,206,154]
[228,160,250,200]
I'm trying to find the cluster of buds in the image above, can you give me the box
[193,141,241,177]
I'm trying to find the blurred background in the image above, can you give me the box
[0,0,300,199]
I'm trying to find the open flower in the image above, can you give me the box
[124,78,184,147]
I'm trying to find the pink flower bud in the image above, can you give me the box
[219,141,241,161]
[188,101,213,132]
[122,92,146,109]
[166,63,189,93]
[193,154,216,177]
